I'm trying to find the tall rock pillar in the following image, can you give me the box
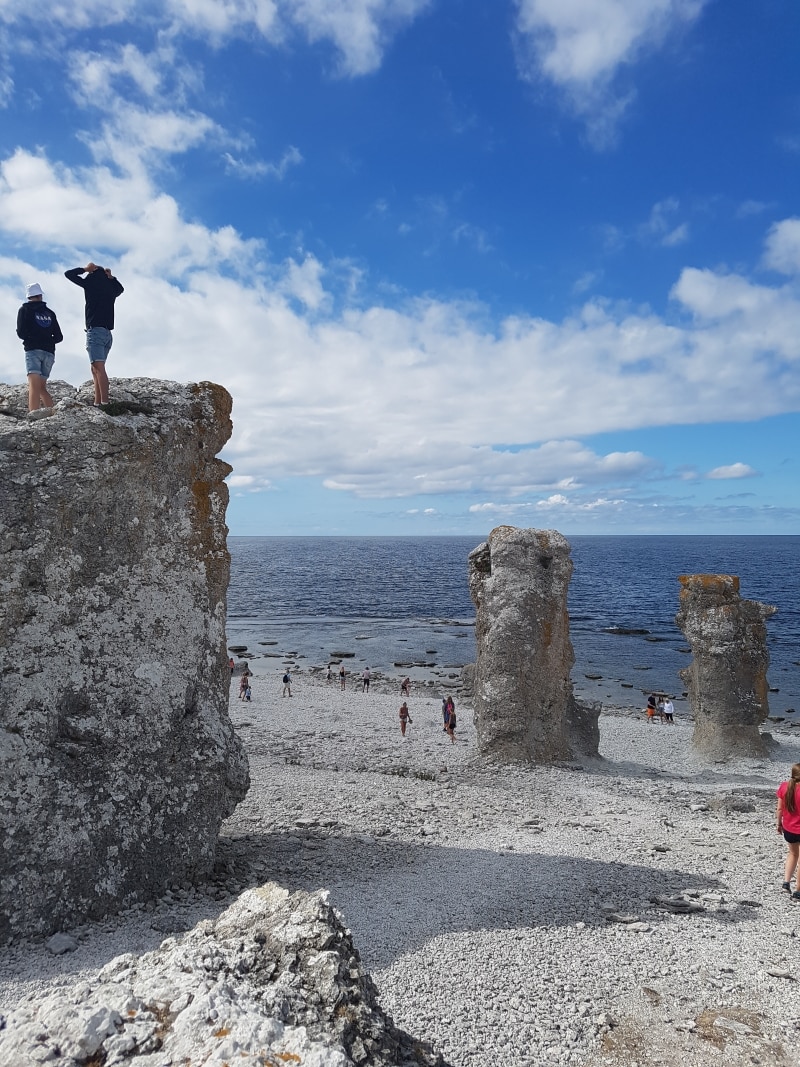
[0,378,250,941]
[468,526,596,763]
[676,574,777,759]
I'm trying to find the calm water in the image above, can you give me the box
[227,536,799,714]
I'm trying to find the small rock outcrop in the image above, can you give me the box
[0,379,249,942]
[468,526,598,763]
[0,883,448,1067]
[676,574,777,759]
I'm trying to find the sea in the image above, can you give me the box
[226,535,800,716]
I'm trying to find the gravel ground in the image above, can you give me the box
[2,664,800,1067]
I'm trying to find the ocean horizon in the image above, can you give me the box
[226,534,799,716]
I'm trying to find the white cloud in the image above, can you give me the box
[706,463,758,480]
[763,218,800,275]
[283,0,431,76]
[514,0,708,145]
[2,145,799,504]
[638,197,689,247]
[0,0,428,79]
[223,145,303,181]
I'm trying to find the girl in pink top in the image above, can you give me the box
[776,763,800,897]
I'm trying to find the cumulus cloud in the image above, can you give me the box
[513,0,708,145]
[706,463,758,480]
[2,143,799,504]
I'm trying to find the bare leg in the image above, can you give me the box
[91,361,110,404]
[27,373,53,411]
[785,841,800,885]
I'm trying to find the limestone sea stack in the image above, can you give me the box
[468,526,598,763]
[676,573,777,760]
[0,379,249,942]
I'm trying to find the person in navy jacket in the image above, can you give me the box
[17,282,63,416]
[65,262,124,405]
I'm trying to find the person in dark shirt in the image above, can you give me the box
[64,262,124,405]
[16,282,63,417]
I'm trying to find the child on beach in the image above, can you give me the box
[400,677,410,696]
[776,763,800,898]
[399,701,412,736]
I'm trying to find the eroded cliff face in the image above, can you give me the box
[0,379,250,941]
[676,574,777,760]
[468,526,597,763]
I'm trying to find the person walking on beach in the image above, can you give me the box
[362,668,371,693]
[17,282,63,416]
[339,664,346,690]
[441,696,449,733]
[64,262,124,405]
[282,671,292,697]
[662,697,675,724]
[445,695,456,743]
[400,677,410,697]
[776,763,800,897]
[645,695,659,725]
[326,665,333,685]
[238,667,251,700]
[399,701,412,736]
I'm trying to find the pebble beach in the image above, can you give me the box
[2,663,800,1067]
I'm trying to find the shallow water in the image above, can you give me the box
[227,535,800,715]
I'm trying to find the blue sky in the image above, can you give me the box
[1,0,798,535]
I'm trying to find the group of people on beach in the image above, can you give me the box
[16,264,124,414]
[230,662,799,896]
[645,693,675,724]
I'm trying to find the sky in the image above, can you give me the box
[1,0,799,536]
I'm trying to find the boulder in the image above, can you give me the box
[675,574,777,759]
[0,883,448,1066]
[468,526,598,763]
[0,379,249,942]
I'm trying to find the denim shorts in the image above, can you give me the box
[86,326,113,363]
[25,349,55,379]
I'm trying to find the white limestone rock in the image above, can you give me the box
[0,378,249,942]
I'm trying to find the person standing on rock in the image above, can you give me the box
[399,701,412,736]
[17,282,63,417]
[339,664,347,690]
[401,677,410,696]
[64,262,124,405]
[362,668,371,693]
[326,665,333,685]
[282,671,292,697]
[776,763,800,898]
[662,697,675,724]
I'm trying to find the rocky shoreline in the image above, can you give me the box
[2,665,800,1066]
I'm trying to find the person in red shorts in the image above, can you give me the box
[776,763,800,897]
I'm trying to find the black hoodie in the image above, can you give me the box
[16,300,64,353]
[65,267,124,329]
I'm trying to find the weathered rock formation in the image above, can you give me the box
[468,526,599,763]
[676,574,777,759]
[0,379,249,942]
[0,883,448,1067]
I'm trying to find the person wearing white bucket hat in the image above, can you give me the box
[16,282,63,417]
